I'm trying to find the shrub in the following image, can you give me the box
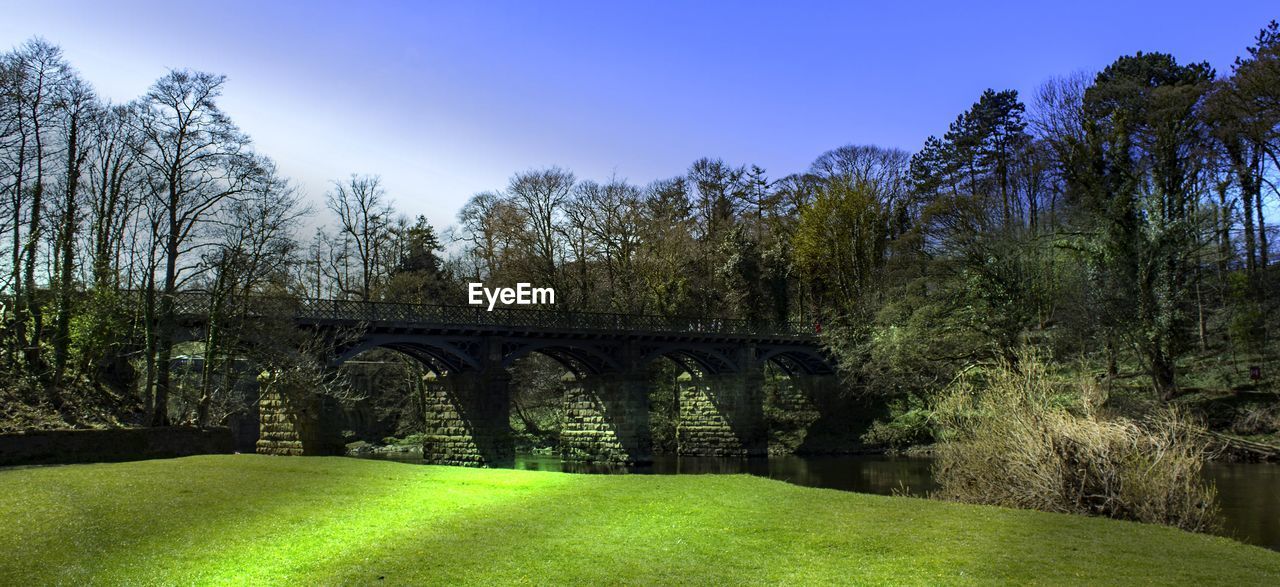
[860,403,934,449]
[932,350,1219,533]
[1231,403,1280,436]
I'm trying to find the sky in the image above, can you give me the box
[2,1,1276,232]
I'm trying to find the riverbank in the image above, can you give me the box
[362,449,1280,552]
[1,455,1278,584]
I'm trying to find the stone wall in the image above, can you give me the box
[677,370,767,457]
[561,373,653,464]
[421,369,514,467]
[0,427,234,467]
[256,381,344,456]
[764,377,823,454]
[792,375,880,454]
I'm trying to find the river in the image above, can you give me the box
[362,451,1280,552]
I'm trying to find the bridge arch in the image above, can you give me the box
[639,344,741,375]
[333,335,481,374]
[498,340,623,378]
[756,347,835,377]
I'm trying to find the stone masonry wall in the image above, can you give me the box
[677,370,767,457]
[0,427,233,466]
[561,373,653,464]
[256,381,344,456]
[421,370,514,467]
[764,376,823,454]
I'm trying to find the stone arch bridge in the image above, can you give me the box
[172,294,836,467]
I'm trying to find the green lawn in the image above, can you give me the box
[0,456,1277,585]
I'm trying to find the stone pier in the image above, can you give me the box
[560,372,653,464]
[255,373,344,456]
[421,368,514,467]
[676,368,767,457]
[788,374,866,452]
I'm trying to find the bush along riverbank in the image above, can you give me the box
[858,353,1280,464]
[931,352,1221,533]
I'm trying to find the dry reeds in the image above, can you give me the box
[932,349,1219,533]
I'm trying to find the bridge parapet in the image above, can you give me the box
[163,291,816,339]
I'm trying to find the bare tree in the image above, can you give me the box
[72,102,146,388]
[196,163,305,425]
[133,69,262,426]
[456,190,519,281]
[507,167,573,289]
[1030,73,1090,231]
[326,174,394,300]
[1,39,72,374]
[49,75,97,387]
[565,177,643,311]
[85,103,144,289]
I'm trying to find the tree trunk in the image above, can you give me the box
[151,191,181,427]
[142,276,157,418]
[1216,180,1232,279]
[1105,337,1119,381]
[197,290,225,428]
[1257,185,1269,269]
[9,128,28,372]
[23,86,47,377]
[1229,143,1259,274]
[23,190,45,375]
[52,111,84,388]
[1152,347,1177,402]
[1196,277,1207,352]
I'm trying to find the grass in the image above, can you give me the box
[0,456,1277,585]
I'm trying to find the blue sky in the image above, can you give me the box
[2,1,1276,231]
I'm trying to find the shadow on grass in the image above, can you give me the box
[0,455,576,584]
[0,455,372,581]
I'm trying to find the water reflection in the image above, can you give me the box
[1205,461,1280,552]
[361,451,1277,551]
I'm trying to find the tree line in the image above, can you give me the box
[1,22,1277,431]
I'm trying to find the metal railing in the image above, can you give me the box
[166,292,815,338]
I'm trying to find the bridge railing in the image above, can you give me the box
[166,292,814,337]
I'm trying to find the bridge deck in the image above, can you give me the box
[170,293,818,343]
